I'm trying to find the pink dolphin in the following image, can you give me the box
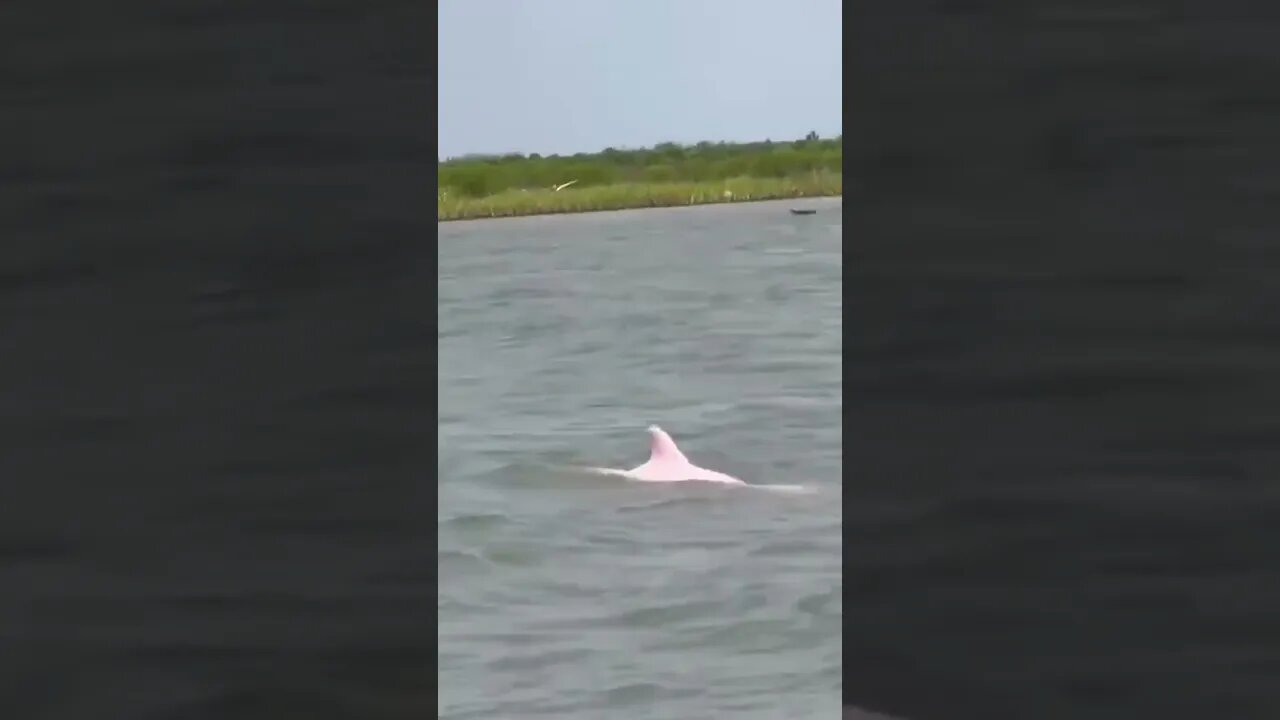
[590,425,746,484]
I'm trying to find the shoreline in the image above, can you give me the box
[438,190,843,223]
[438,174,842,222]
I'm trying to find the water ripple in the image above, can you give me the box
[439,200,842,719]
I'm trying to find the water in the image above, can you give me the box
[437,198,844,720]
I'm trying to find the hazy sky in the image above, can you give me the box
[438,0,842,158]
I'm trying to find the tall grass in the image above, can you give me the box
[438,171,841,221]
[438,133,842,221]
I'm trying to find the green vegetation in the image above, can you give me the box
[438,172,841,221]
[438,133,842,221]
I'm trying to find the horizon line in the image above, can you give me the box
[439,132,843,163]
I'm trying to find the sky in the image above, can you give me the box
[437,0,842,159]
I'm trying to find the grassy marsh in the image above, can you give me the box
[438,135,841,221]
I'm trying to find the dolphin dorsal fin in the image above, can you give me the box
[646,425,689,464]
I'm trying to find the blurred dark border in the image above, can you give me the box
[845,2,1280,719]
[0,2,436,718]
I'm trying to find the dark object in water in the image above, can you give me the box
[790,208,817,215]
